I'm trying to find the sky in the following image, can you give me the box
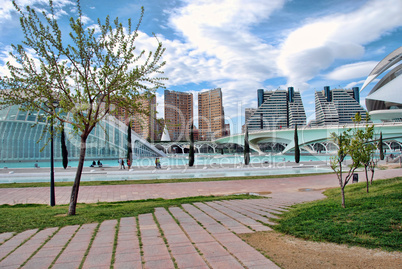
[1,0,402,134]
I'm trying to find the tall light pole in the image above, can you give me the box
[50,101,59,206]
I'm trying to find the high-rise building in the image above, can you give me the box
[164,90,193,141]
[315,86,367,126]
[198,88,225,141]
[245,108,257,123]
[112,94,157,140]
[246,87,306,131]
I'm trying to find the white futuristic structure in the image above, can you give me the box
[0,104,165,162]
[215,123,402,154]
[362,46,402,122]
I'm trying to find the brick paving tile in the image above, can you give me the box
[114,217,141,268]
[0,233,13,245]
[0,227,57,268]
[206,202,270,232]
[214,201,272,231]
[22,225,79,269]
[222,200,278,225]
[240,200,283,219]
[244,200,284,219]
[143,258,175,269]
[182,204,279,268]
[53,223,97,269]
[193,202,253,234]
[82,220,117,269]
[138,214,175,269]
[169,206,244,269]
[215,201,273,225]
[248,200,290,214]
[154,207,209,269]
[0,229,38,261]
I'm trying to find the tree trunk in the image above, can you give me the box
[189,124,194,167]
[294,124,300,163]
[68,135,87,216]
[370,166,375,185]
[244,126,250,165]
[61,125,68,169]
[365,166,369,193]
[341,186,346,208]
[339,161,346,208]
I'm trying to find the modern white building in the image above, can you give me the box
[315,86,367,126]
[0,104,164,162]
[246,87,306,131]
[361,46,402,122]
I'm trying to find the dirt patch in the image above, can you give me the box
[255,191,272,195]
[240,231,402,269]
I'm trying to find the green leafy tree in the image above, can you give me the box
[294,124,300,163]
[189,123,194,167]
[330,129,360,208]
[352,113,375,193]
[244,125,250,165]
[0,1,166,215]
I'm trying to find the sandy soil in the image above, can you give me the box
[240,231,402,269]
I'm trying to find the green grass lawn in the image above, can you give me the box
[274,177,402,251]
[0,194,260,233]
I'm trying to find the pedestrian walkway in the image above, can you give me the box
[0,168,401,205]
[0,197,305,269]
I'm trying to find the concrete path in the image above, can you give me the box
[0,168,401,268]
[0,168,401,205]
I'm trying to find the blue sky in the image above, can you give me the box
[1,0,402,134]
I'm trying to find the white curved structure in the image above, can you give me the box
[0,104,165,162]
[215,123,402,154]
[362,46,402,122]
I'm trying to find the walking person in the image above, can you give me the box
[127,158,131,169]
[122,159,125,169]
[155,157,161,169]
[119,158,123,169]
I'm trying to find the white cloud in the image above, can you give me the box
[0,0,74,22]
[277,0,402,86]
[326,61,377,81]
[346,80,366,89]
[161,0,285,117]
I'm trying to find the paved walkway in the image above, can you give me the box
[0,168,401,268]
[0,167,401,205]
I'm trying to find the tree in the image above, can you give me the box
[379,132,384,160]
[189,123,194,167]
[330,129,360,208]
[294,124,300,163]
[127,121,132,167]
[244,125,250,165]
[0,1,166,215]
[61,124,68,169]
[352,113,375,193]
